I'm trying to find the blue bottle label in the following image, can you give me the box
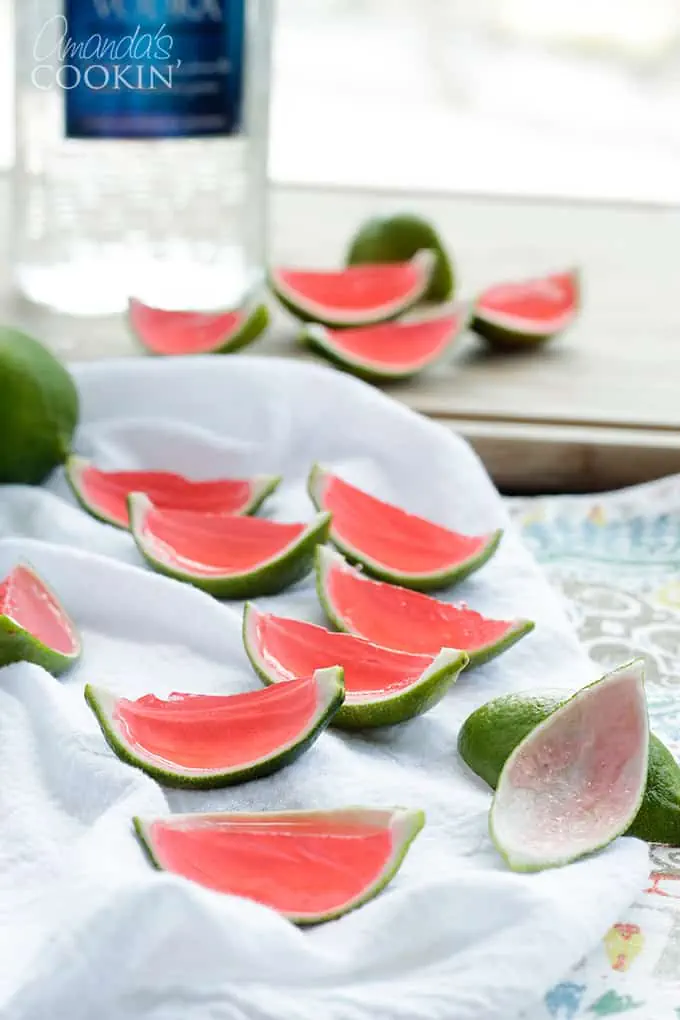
[60,0,244,138]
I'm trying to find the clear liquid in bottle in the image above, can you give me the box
[13,0,272,316]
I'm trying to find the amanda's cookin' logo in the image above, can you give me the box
[32,1,223,92]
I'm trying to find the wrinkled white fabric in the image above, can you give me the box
[0,357,648,1020]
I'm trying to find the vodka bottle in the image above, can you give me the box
[13,0,273,316]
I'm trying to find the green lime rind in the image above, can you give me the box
[214,303,270,354]
[64,455,282,531]
[267,279,318,326]
[464,617,535,669]
[458,691,562,787]
[133,815,160,871]
[459,685,680,847]
[299,306,469,384]
[85,668,344,790]
[315,545,352,632]
[269,251,435,328]
[470,318,555,348]
[0,612,78,677]
[479,660,661,869]
[304,646,468,730]
[64,455,117,527]
[630,735,680,845]
[314,544,533,669]
[242,602,469,729]
[240,474,284,516]
[490,659,650,871]
[471,268,581,348]
[127,301,270,357]
[308,463,503,592]
[346,214,455,303]
[128,492,332,599]
[0,328,79,485]
[299,323,422,384]
[132,805,425,925]
[0,563,81,677]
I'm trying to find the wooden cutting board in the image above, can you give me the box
[4,181,680,494]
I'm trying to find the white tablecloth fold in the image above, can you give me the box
[0,357,648,1020]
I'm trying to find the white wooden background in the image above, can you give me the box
[4,1,680,202]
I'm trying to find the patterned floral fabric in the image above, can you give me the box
[509,479,680,1019]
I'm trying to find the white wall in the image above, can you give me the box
[5,0,680,203]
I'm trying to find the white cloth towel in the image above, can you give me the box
[0,356,648,1020]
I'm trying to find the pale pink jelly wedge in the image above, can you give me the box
[490,660,649,871]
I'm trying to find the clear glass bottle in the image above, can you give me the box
[13,0,273,316]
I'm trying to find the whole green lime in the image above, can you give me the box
[346,214,455,303]
[0,328,79,485]
[458,693,560,788]
[458,691,680,846]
